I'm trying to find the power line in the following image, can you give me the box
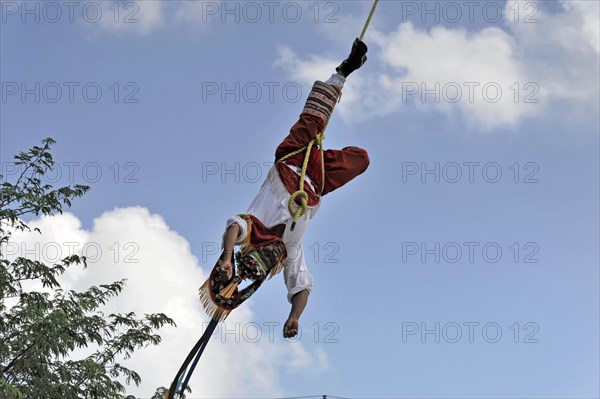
[164,396,383,399]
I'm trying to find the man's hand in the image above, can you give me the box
[283,317,299,338]
[218,223,239,282]
[217,258,233,281]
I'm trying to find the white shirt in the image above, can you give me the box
[225,164,320,303]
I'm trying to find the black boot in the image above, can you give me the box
[336,38,368,78]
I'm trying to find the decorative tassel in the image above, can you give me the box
[198,281,230,322]
[220,277,241,299]
[268,257,286,279]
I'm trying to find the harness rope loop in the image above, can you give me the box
[286,130,326,230]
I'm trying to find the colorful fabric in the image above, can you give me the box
[276,161,321,206]
[301,80,340,125]
[199,215,287,321]
[236,214,287,279]
[275,112,370,197]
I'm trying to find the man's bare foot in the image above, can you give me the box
[283,317,299,338]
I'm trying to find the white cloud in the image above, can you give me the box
[274,46,338,85]
[8,207,329,397]
[86,1,216,35]
[88,1,165,35]
[275,0,599,130]
[513,0,599,55]
[287,344,330,373]
[374,22,537,129]
[505,0,600,103]
[273,45,379,124]
[174,1,212,25]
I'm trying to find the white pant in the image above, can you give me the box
[225,165,320,303]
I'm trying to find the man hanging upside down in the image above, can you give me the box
[215,38,370,338]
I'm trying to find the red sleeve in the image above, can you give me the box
[322,146,370,195]
[275,113,325,163]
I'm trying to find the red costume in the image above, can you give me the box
[275,80,370,206]
[275,114,370,204]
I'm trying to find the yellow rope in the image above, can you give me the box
[284,130,326,226]
[279,0,380,230]
[360,0,380,41]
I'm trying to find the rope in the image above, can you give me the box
[279,0,380,231]
[278,130,326,230]
[360,0,380,41]
[165,319,219,399]
[166,4,382,393]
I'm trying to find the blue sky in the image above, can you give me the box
[1,0,599,398]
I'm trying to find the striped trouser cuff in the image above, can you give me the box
[302,80,341,125]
